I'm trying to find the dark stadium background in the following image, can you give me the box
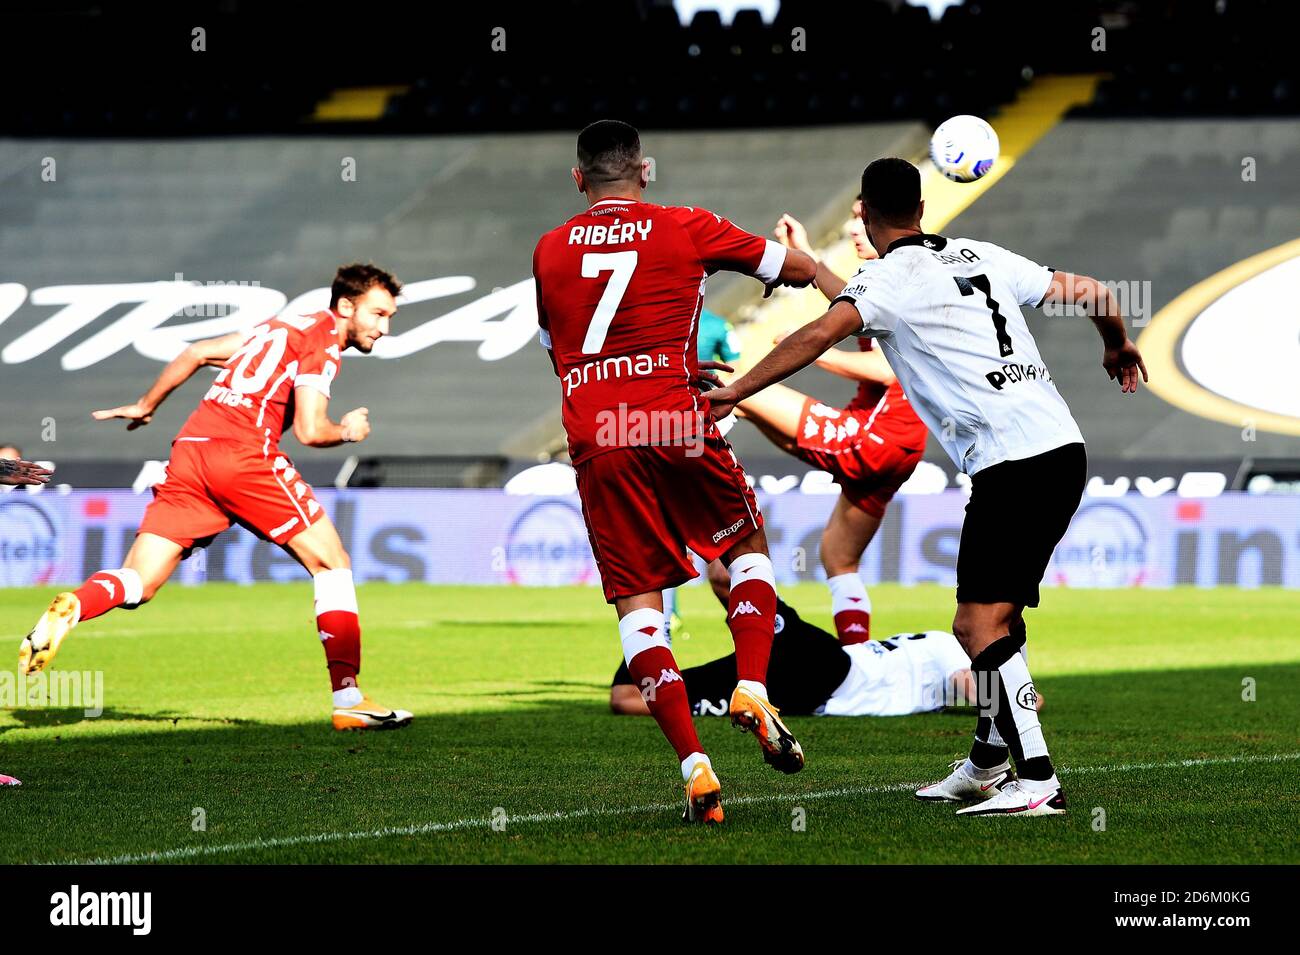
[1,0,1295,498]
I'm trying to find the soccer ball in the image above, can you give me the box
[929,115,1000,183]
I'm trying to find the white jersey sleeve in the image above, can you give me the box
[977,242,1056,308]
[832,260,896,338]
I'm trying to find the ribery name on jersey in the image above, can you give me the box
[566,218,653,247]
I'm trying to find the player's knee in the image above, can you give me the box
[315,548,351,573]
[706,559,731,605]
[951,609,979,653]
[296,540,351,575]
[723,526,768,565]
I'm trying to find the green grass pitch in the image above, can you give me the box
[1,582,1297,864]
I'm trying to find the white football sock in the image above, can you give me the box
[618,608,668,666]
[827,572,870,616]
[333,686,363,708]
[681,751,712,782]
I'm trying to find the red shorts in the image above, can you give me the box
[576,437,763,602]
[793,397,924,518]
[138,438,325,551]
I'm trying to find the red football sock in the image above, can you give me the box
[828,573,872,645]
[626,645,701,762]
[726,554,777,684]
[317,610,361,692]
[73,569,142,622]
[314,569,361,693]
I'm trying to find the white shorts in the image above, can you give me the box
[817,631,970,717]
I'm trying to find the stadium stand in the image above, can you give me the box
[1,0,1295,485]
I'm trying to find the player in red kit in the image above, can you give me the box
[532,120,818,823]
[730,200,927,645]
[18,264,413,732]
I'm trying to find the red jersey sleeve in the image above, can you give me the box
[292,317,341,398]
[532,239,553,349]
[677,206,785,282]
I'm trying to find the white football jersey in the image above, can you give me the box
[818,630,970,717]
[833,234,1084,474]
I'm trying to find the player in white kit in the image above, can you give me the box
[611,598,978,718]
[707,158,1147,816]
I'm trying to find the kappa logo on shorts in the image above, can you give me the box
[711,518,745,544]
[654,668,683,688]
[1016,682,1039,710]
[731,600,762,618]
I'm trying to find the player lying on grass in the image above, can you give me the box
[18,264,413,732]
[708,158,1147,816]
[2,452,53,787]
[611,598,980,720]
[733,197,927,646]
[532,119,817,824]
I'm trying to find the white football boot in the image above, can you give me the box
[956,777,1067,817]
[915,758,1012,802]
[19,592,80,676]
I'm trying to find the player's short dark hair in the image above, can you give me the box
[330,263,401,310]
[576,120,643,186]
[861,158,922,227]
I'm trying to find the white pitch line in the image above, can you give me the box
[56,751,1300,866]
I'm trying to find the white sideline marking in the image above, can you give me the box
[58,751,1300,865]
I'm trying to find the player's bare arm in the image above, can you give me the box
[0,458,53,486]
[774,213,849,299]
[92,330,247,429]
[773,326,896,385]
[1043,271,1149,394]
[292,387,370,448]
[709,300,862,419]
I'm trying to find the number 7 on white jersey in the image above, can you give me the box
[580,251,638,353]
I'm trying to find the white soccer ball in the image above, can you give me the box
[929,115,1000,183]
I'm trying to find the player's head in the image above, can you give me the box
[860,158,924,254]
[847,192,878,261]
[572,120,648,199]
[0,444,21,461]
[331,263,401,353]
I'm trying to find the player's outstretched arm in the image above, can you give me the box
[768,246,818,294]
[0,458,53,486]
[774,327,896,385]
[1043,272,1149,394]
[92,331,246,430]
[707,300,862,419]
[293,387,370,448]
[774,213,847,300]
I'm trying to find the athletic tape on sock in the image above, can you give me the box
[618,608,668,666]
[827,573,870,615]
[728,552,775,590]
[313,568,358,615]
[106,568,144,607]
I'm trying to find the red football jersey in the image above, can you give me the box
[533,198,782,464]
[847,338,928,452]
[176,311,341,449]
